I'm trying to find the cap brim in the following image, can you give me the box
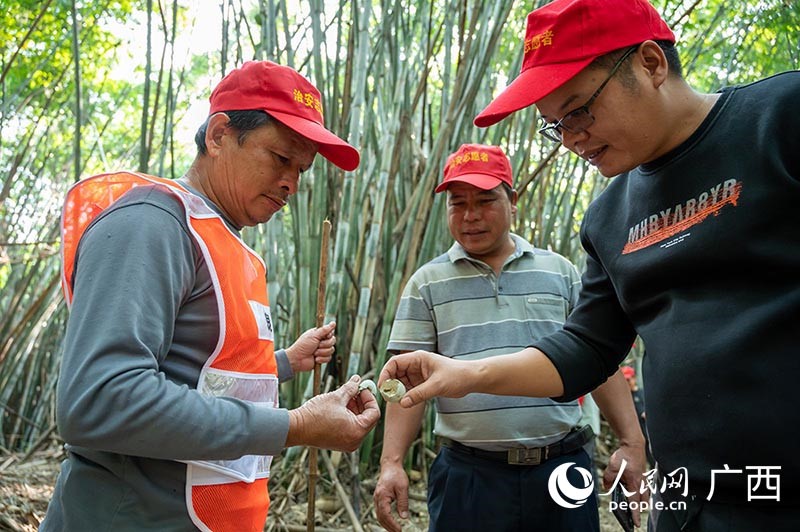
[474,58,595,128]
[435,173,505,193]
[269,110,360,171]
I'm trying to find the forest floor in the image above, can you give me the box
[0,426,644,531]
[0,447,61,531]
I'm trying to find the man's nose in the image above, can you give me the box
[561,127,589,153]
[281,170,300,196]
[463,205,481,221]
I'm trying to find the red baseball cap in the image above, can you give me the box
[474,0,674,127]
[621,365,636,380]
[435,144,513,193]
[209,61,360,171]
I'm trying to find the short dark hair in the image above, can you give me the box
[500,182,515,201]
[194,110,274,155]
[589,40,683,82]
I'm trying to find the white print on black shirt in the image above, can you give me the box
[623,179,741,255]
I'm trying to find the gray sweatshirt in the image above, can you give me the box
[41,182,294,531]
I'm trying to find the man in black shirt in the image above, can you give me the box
[380,0,800,529]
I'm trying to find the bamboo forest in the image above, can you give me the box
[1,0,798,530]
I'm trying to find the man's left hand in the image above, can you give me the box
[285,321,336,374]
[604,442,649,527]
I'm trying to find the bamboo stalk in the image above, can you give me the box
[307,219,331,532]
[2,0,797,473]
[18,423,57,464]
[321,449,364,532]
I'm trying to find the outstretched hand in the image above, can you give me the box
[378,350,473,408]
[285,321,337,374]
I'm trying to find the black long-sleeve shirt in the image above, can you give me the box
[535,71,800,505]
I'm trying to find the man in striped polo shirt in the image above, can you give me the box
[373,144,645,531]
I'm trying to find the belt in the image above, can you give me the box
[440,425,594,466]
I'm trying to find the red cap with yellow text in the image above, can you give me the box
[435,144,513,193]
[209,61,360,171]
[474,0,674,127]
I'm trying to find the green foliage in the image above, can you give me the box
[664,0,800,90]
[1,0,798,504]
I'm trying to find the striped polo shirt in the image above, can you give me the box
[387,234,582,451]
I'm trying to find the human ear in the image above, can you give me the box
[205,113,230,157]
[637,41,669,88]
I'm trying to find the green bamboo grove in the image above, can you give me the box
[1,0,798,513]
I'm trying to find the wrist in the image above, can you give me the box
[379,448,408,468]
[470,357,492,394]
[286,408,308,447]
[618,436,646,449]
[379,456,406,469]
[284,345,300,373]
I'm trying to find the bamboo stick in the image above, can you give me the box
[307,219,331,532]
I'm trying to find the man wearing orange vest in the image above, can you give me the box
[41,61,380,531]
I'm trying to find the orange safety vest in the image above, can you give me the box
[61,171,278,532]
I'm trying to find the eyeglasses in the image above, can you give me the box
[538,46,638,143]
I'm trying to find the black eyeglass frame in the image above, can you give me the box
[538,46,639,143]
